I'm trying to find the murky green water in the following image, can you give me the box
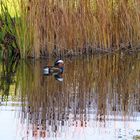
[0,53,140,140]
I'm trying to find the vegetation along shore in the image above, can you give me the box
[0,0,140,59]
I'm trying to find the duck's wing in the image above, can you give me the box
[50,67,61,74]
[43,66,62,75]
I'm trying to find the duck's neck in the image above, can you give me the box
[60,67,64,73]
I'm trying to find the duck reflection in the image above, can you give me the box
[54,74,63,82]
[43,72,63,82]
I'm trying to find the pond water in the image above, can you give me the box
[0,53,140,140]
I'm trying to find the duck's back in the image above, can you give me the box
[43,66,62,75]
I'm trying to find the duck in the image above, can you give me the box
[43,59,64,75]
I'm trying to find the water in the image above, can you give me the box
[0,53,140,140]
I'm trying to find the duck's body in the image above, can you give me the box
[43,59,64,75]
[43,66,63,75]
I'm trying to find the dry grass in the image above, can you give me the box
[25,0,140,58]
[1,0,140,58]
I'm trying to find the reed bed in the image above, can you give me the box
[26,0,140,58]
[0,0,140,58]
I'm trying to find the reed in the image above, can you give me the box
[25,0,140,58]
[1,0,140,58]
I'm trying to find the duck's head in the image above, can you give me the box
[54,59,64,68]
[54,59,64,73]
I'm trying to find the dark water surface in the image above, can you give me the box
[0,53,140,140]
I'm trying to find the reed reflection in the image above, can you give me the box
[0,58,19,102]
[18,54,140,138]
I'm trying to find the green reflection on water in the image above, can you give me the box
[134,136,140,140]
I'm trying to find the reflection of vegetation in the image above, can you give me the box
[0,53,139,138]
[0,58,19,102]
[17,53,140,137]
[133,136,140,140]
[135,130,140,140]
